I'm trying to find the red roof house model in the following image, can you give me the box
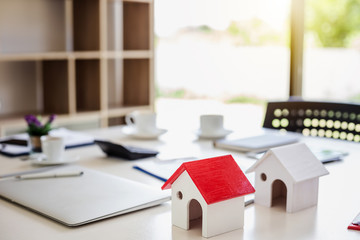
[162,155,255,237]
[162,154,255,204]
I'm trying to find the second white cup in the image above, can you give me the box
[40,136,65,162]
[200,114,225,135]
[125,110,157,133]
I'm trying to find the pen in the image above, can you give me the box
[0,166,59,179]
[16,171,84,180]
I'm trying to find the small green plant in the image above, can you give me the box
[24,114,56,136]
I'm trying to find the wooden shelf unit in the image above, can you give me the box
[0,0,154,136]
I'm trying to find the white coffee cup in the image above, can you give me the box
[125,110,157,133]
[200,114,225,135]
[40,136,65,162]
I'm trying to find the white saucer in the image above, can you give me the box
[122,126,167,139]
[30,155,80,166]
[195,129,232,139]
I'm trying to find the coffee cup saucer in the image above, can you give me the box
[121,126,167,139]
[195,128,232,139]
[29,154,80,166]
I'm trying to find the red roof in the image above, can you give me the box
[161,155,255,204]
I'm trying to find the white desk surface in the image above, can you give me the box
[1,126,360,240]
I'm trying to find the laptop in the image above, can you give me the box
[0,165,170,226]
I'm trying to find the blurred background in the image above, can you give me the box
[154,0,360,131]
[1,0,359,135]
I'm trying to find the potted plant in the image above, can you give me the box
[24,114,56,152]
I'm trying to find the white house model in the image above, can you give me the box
[161,155,255,238]
[246,143,329,213]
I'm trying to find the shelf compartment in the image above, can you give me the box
[0,61,38,116]
[123,59,150,106]
[42,60,70,114]
[0,0,66,54]
[107,116,126,127]
[75,59,101,112]
[123,2,150,50]
[107,58,151,109]
[73,0,100,51]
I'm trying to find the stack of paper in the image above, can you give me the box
[0,128,94,157]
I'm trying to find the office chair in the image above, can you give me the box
[263,100,360,142]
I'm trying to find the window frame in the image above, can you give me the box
[289,0,305,97]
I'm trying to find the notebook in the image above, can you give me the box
[246,147,348,163]
[0,165,170,226]
[214,132,299,153]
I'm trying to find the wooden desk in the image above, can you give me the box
[1,126,360,240]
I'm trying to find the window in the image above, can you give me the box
[303,0,360,102]
[154,0,291,131]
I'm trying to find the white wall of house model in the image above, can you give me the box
[246,143,329,213]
